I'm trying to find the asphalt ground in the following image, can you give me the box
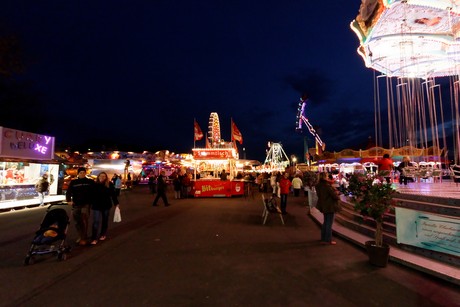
[0,185,459,307]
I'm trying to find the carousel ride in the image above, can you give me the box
[351,0,460,163]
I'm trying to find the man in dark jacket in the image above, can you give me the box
[315,172,341,245]
[66,167,95,246]
[152,171,170,207]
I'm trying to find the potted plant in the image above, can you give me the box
[346,172,396,267]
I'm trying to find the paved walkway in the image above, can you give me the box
[310,180,460,285]
[0,186,459,306]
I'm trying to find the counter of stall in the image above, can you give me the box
[0,160,65,210]
[190,179,245,197]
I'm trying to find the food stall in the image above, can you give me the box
[0,126,64,210]
[191,147,244,197]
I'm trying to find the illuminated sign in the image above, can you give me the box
[0,127,55,160]
[192,149,236,160]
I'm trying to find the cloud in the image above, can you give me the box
[283,68,336,105]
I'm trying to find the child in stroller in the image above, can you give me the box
[24,203,71,265]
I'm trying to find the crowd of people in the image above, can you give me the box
[256,169,344,245]
[148,169,193,202]
[63,154,412,247]
[253,153,415,245]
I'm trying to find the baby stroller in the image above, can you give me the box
[24,203,71,265]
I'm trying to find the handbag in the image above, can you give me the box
[113,206,122,222]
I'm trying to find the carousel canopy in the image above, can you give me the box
[351,0,460,78]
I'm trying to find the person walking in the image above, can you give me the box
[152,171,171,207]
[113,174,122,196]
[275,172,282,198]
[35,173,51,206]
[173,174,182,199]
[181,172,190,198]
[90,172,119,245]
[66,167,95,246]
[126,173,132,189]
[315,172,341,245]
[291,174,303,197]
[279,172,292,215]
[270,172,278,195]
[148,174,156,194]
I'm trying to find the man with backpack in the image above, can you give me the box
[35,173,51,206]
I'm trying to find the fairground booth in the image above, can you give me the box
[0,127,65,210]
[191,113,245,197]
[192,147,244,197]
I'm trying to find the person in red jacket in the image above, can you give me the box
[279,172,292,215]
[379,154,394,183]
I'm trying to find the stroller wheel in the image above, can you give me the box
[24,256,34,266]
[57,251,67,261]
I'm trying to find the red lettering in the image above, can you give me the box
[3,129,44,142]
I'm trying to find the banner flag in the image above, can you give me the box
[231,119,243,144]
[194,120,204,141]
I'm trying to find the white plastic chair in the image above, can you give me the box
[261,194,284,225]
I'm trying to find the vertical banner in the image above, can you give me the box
[194,119,203,141]
[231,119,243,144]
[396,207,460,256]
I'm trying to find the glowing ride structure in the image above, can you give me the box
[263,142,290,171]
[207,112,222,148]
[295,97,325,156]
[191,112,244,197]
[350,0,460,163]
[351,0,460,78]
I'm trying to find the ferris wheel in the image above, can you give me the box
[208,112,221,147]
[264,142,290,170]
[295,97,325,151]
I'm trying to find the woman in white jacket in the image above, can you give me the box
[291,175,303,197]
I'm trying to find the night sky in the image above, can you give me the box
[0,1,375,161]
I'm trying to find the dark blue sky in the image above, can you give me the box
[1,1,375,161]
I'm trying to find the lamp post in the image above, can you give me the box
[292,156,297,171]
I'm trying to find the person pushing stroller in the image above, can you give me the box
[66,167,95,246]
